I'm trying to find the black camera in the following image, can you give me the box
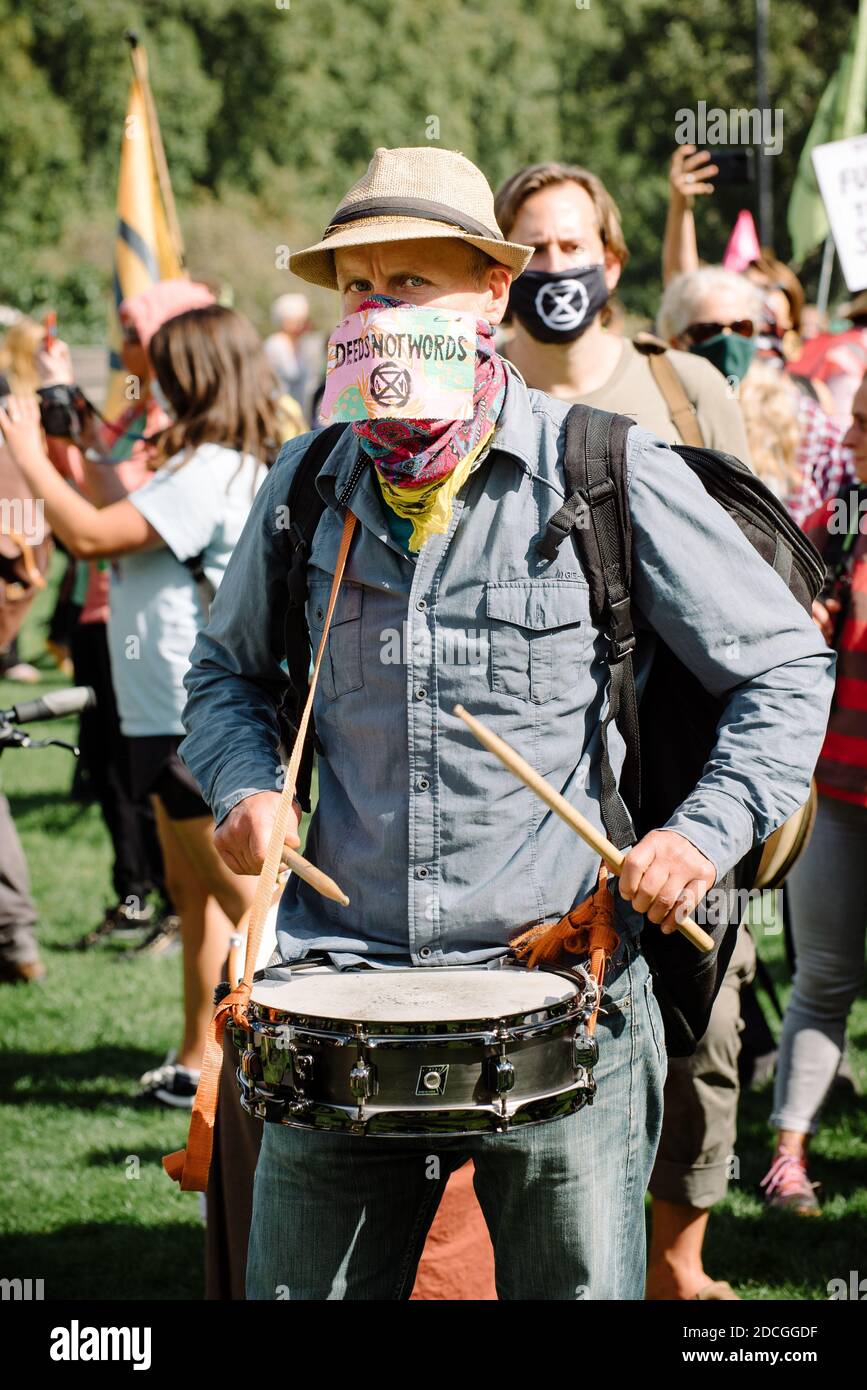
[36,384,91,439]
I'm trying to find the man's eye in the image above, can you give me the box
[347,279,371,292]
[403,276,426,288]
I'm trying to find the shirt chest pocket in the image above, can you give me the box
[486,579,591,705]
[307,577,364,700]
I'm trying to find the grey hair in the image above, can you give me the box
[271,293,309,327]
[657,268,765,343]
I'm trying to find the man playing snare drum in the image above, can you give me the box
[180,146,833,1300]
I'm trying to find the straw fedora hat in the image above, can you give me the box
[289,146,534,290]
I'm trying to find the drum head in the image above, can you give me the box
[250,964,578,1023]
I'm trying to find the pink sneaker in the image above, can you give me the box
[760,1149,820,1215]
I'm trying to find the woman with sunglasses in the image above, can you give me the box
[657,265,763,388]
[659,268,857,523]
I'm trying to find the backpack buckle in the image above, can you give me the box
[537,518,571,561]
[609,635,636,661]
[288,520,309,556]
[587,476,616,506]
[607,596,636,662]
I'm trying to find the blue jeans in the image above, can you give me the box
[246,946,667,1300]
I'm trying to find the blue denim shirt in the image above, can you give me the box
[180,363,835,966]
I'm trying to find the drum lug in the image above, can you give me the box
[489,1055,516,1095]
[574,1066,596,1105]
[290,1049,314,1092]
[240,1048,262,1081]
[349,1055,378,1102]
[569,963,600,1022]
[573,1027,599,1070]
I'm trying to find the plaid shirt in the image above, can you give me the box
[787,396,856,525]
[803,493,867,807]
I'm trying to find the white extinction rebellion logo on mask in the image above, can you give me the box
[535,279,590,332]
[320,304,476,422]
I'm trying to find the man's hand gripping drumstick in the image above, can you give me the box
[214,790,349,905]
[454,705,714,953]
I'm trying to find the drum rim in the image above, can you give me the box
[237,1074,596,1137]
[246,961,593,1034]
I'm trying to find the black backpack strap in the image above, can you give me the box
[280,423,351,811]
[539,404,640,851]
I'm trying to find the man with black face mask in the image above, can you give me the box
[494,162,750,462]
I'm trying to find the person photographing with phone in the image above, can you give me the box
[0,299,276,1111]
[32,282,216,952]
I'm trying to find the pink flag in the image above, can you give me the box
[723,210,762,273]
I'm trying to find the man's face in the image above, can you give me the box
[842,377,867,482]
[281,312,308,337]
[508,182,622,293]
[334,238,511,324]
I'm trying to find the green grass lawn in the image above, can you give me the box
[0,557,865,1300]
[0,564,204,1299]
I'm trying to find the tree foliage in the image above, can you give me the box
[0,0,860,338]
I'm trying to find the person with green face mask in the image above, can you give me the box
[658,266,764,389]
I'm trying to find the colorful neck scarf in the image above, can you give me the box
[351,294,506,550]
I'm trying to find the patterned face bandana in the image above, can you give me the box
[352,294,506,483]
[351,294,507,550]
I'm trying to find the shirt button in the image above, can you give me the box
[416,866,430,879]
[416,776,430,791]
[415,598,427,611]
[419,946,433,959]
[415,687,427,700]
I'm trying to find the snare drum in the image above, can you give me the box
[229,961,599,1137]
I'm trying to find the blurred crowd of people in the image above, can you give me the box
[0,139,864,1301]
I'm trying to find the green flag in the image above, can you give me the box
[788,0,867,263]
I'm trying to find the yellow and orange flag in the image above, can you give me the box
[106,40,185,415]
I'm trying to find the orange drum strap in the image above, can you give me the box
[510,862,620,1034]
[163,509,358,1192]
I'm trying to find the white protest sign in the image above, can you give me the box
[812,133,867,292]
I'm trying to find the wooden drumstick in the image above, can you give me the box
[279,845,350,906]
[453,703,713,954]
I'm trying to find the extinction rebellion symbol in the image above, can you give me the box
[370,361,412,408]
[535,279,590,333]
